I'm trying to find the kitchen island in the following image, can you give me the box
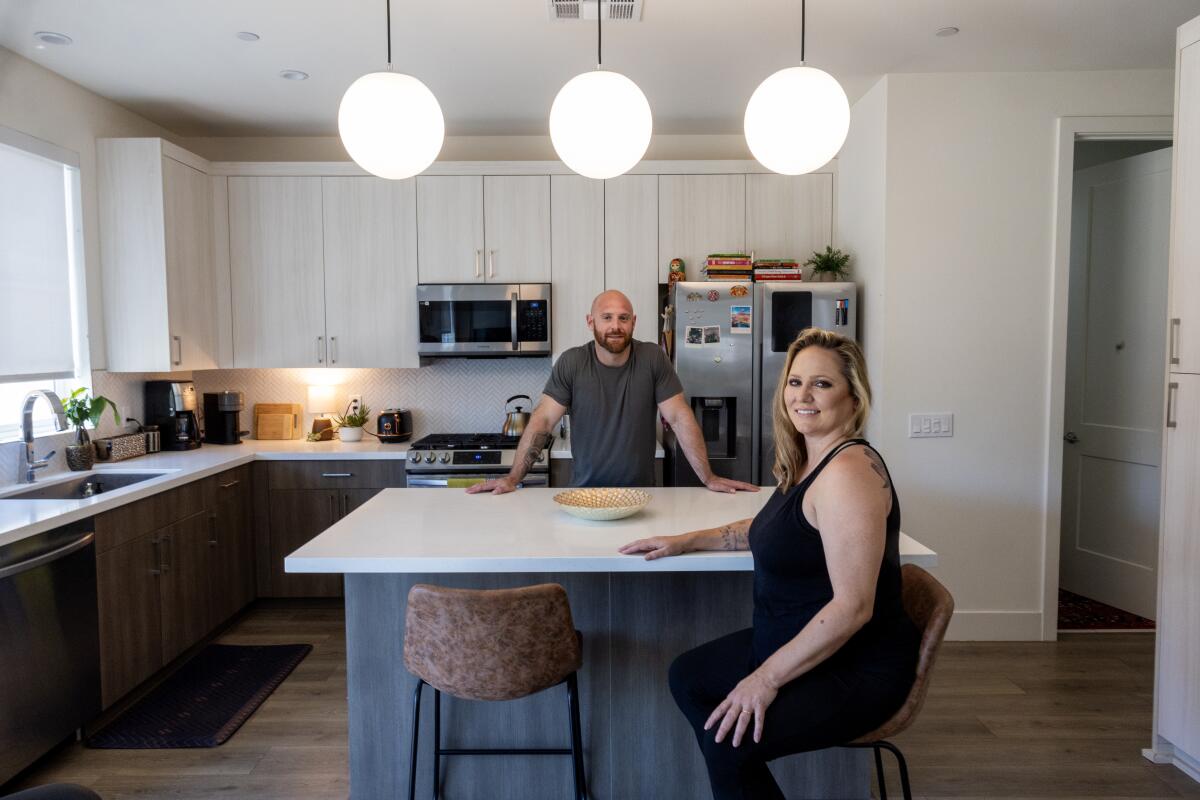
[287,488,937,800]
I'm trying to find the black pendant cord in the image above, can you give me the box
[801,0,806,63]
[597,0,603,68]
[384,0,393,67]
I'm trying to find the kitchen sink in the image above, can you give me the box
[0,471,174,501]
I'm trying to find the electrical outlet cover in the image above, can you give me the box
[349,394,362,415]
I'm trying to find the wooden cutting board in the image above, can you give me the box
[254,403,303,440]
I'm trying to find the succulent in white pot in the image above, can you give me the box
[333,403,370,442]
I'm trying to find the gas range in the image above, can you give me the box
[405,433,549,477]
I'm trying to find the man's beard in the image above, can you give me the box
[594,329,631,354]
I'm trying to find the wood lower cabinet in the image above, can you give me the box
[268,489,345,598]
[96,532,163,708]
[95,465,257,708]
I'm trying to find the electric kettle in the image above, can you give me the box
[502,395,532,437]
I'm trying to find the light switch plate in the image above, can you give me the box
[909,413,953,438]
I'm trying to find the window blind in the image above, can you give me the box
[0,139,76,380]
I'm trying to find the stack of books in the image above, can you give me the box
[753,258,803,281]
[703,253,753,281]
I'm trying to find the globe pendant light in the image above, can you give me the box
[549,0,652,180]
[338,0,444,180]
[744,0,849,175]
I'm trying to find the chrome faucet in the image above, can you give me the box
[22,390,69,483]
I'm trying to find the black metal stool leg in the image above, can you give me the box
[566,673,587,800]
[873,744,888,800]
[878,742,912,800]
[409,680,424,800]
[433,689,442,800]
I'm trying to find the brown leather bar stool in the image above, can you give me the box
[841,564,955,800]
[403,583,587,800]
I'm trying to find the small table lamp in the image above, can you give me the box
[307,385,340,441]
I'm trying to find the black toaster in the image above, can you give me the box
[376,409,413,443]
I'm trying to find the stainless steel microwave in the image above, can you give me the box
[416,283,551,357]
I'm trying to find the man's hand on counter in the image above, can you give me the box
[704,476,760,494]
[465,476,520,495]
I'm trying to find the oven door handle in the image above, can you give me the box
[406,473,549,488]
[510,292,519,352]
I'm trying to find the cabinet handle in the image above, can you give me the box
[488,250,496,279]
[219,479,240,489]
[342,493,349,517]
[160,535,172,574]
[474,249,482,278]
[1167,382,1179,429]
[171,335,182,367]
[208,513,219,547]
[328,493,337,522]
[317,336,324,364]
[330,336,338,365]
[321,472,353,478]
[150,538,162,576]
[1170,318,1181,365]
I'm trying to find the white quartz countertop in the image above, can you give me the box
[285,487,937,574]
[0,439,413,546]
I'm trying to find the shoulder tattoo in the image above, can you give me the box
[864,448,891,489]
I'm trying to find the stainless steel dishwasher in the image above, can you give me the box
[0,519,100,784]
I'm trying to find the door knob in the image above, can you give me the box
[1063,431,1079,444]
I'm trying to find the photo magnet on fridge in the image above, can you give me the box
[730,305,752,334]
[703,326,721,344]
[685,326,704,346]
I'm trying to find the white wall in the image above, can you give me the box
[860,69,1175,639]
[0,47,183,371]
[837,76,890,444]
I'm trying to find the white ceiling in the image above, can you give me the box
[2,0,1199,138]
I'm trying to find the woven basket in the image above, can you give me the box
[553,488,651,521]
[95,432,148,462]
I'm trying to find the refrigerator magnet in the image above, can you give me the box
[703,326,721,345]
[685,326,705,346]
[730,305,752,334]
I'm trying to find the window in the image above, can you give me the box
[0,127,90,442]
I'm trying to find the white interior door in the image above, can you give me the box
[1060,147,1172,620]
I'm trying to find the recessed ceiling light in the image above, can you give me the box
[236,31,260,42]
[279,69,309,81]
[935,26,960,38]
[34,31,73,46]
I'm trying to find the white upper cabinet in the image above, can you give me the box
[228,177,326,368]
[417,175,551,283]
[746,173,834,273]
[1169,41,1200,373]
[484,176,552,283]
[416,176,484,283]
[551,175,604,357]
[98,139,219,372]
[658,174,746,282]
[322,177,419,368]
[605,175,660,342]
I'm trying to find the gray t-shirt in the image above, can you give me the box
[543,340,683,487]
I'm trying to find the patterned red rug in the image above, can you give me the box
[1058,589,1155,630]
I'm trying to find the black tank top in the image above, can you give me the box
[747,439,918,667]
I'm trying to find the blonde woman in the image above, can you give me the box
[619,328,919,800]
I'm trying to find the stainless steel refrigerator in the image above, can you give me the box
[664,281,858,487]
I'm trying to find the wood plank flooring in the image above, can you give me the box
[7,605,1197,799]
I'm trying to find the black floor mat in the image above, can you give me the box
[87,643,311,748]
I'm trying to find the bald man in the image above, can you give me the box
[467,290,757,494]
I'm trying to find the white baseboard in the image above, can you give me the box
[1144,741,1200,784]
[945,610,1046,641]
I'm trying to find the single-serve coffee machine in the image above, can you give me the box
[145,381,201,450]
[203,391,245,445]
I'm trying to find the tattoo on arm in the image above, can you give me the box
[718,523,749,551]
[521,432,553,471]
[864,449,891,489]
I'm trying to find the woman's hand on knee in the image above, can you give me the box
[617,533,689,560]
[704,671,779,747]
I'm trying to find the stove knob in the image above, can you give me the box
[425,453,436,463]
[439,453,451,463]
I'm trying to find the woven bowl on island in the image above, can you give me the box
[553,488,651,521]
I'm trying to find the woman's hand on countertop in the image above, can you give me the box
[617,532,694,560]
[705,669,779,747]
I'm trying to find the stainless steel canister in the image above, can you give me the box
[144,425,161,453]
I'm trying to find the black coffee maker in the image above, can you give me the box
[203,391,245,445]
[145,381,201,450]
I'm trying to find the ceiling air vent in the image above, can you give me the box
[548,0,643,22]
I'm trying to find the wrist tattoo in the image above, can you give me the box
[522,432,553,470]
[719,524,748,551]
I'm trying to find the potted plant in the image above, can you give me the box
[804,246,852,281]
[63,388,121,470]
[333,402,371,442]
